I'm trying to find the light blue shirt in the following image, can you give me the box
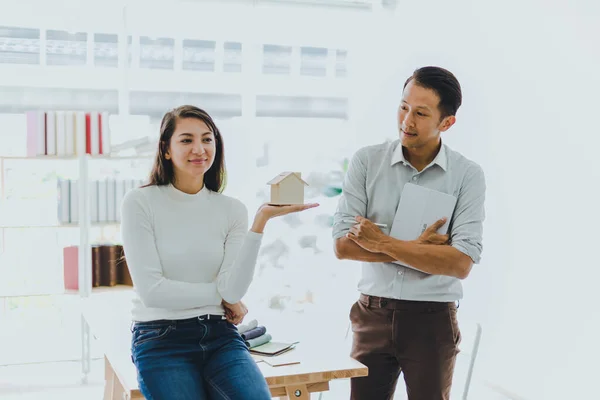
[332,140,486,302]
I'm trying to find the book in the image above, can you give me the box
[91,246,102,287]
[63,244,132,290]
[63,246,79,290]
[63,245,101,290]
[46,111,57,155]
[249,341,299,357]
[98,180,108,222]
[254,350,301,367]
[57,179,70,224]
[26,111,45,157]
[89,111,100,155]
[90,181,99,223]
[99,245,118,287]
[26,109,109,157]
[55,111,66,156]
[70,180,79,223]
[115,245,133,286]
[115,180,125,222]
[106,179,116,222]
[65,111,76,156]
[75,112,86,155]
[100,112,111,155]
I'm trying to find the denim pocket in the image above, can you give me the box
[133,325,173,347]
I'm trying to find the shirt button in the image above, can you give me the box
[398,271,403,275]
[412,176,417,181]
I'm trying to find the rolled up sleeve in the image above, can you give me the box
[332,148,368,240]
[450,164,486,264]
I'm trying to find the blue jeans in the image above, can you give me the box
[131,316,272,400]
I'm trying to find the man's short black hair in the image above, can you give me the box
[404,66,462,119]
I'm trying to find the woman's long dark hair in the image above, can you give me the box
[146,105,226,193]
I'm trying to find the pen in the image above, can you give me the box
[342,219,387,228]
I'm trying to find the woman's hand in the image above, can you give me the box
[251,203,319,233]
[257,202,320,219]
[222,300,248,325]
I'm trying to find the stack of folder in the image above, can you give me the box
[238,319,297,357]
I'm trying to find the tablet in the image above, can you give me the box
[389,183,457,241]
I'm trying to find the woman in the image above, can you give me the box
[121,105,318,399]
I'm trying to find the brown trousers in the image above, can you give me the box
[350,294,461,400]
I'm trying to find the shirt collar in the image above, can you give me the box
[390,140,448,171]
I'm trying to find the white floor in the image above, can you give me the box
[0,359,104,400]
[0,293,517,399]
[0,360,515,400]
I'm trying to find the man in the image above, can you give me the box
[332,66,486,400]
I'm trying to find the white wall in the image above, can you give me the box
[350,0,600,398]
[2,0,598,396]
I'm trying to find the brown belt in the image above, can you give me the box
[359,293,456,311]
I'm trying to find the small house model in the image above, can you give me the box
[267,172,309,205]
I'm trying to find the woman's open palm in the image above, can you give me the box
[257,202,319,220]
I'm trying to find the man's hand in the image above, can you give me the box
[222,300,248,325]
[416,218,451,245]
[346,216,386,252]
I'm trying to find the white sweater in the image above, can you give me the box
[120,184,263,322]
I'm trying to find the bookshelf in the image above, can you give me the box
[1,153,103,297]
[0,154,152,232]
[0,148,153,301]
[0,145,153,382]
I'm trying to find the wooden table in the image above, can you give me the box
[81,291,367,399]
[254,344,367,399]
